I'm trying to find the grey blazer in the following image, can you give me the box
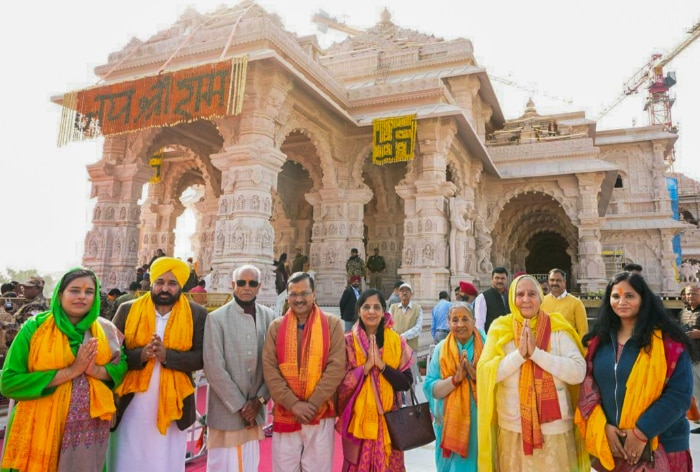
[111,298,208,431]
[203,300,276,431]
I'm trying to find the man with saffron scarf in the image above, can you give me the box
[0,268,126,472]
[476,274,589,471]
[107,257,207,472]
[203,264,276,471]
[262,272,346,471]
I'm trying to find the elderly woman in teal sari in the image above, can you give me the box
[0,268,127,472]
[423,302,485,471]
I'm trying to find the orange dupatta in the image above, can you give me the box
[2,316,114,472]
[439,330,484,459]
[114,293,194,434]
[348,327,403,466]
[273,305,334,432]
[513,310,562,455]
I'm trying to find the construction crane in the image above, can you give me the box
[597,19,700,130]
[312,9,362,36]
[489,75,573,106]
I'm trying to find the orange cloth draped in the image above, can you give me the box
[3,316,115,472]
[574,330,666,471]
[439,330,484,459]
[514,311,562,455]
[273,305,334,432]
[114,293,194,434]
[348,328,402,466]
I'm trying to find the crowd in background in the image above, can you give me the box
[0,251,698,471]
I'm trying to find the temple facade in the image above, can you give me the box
[66,2,695,309]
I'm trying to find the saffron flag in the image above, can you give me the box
[58,56,248,146]
[372,115,417,165]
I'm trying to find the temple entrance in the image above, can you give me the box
[492,191,578,287]
[271,160,313,260]
[174,184,205,264]
[525,231,573,286]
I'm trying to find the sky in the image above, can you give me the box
[1,0,699,277]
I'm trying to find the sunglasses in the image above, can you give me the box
[236,280,259,287]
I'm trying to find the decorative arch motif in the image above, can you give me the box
[490,184,577,232]
[277,111,336,188]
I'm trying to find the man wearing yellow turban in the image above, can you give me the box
[106,257,208,472]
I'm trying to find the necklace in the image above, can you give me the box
[297,323,305,330]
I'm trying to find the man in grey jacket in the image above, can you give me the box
[203,264,276,471]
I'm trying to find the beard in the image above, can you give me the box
[151,289,182,306]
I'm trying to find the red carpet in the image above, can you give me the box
[186,385,345,471]
[186,432,345,471]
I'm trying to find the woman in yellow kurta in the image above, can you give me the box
[476,274,589,471]
[0,268,127,472]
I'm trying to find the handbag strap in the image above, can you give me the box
[407,385,419,406]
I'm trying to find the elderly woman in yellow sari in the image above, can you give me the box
[0,268,127,472]
[477,274,589,471]
[336,288,414,471]
[423,302,485,471]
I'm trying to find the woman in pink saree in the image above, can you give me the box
[336,288,414,471]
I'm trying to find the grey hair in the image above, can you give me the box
[231,264,261,281]
[449,301,474,318]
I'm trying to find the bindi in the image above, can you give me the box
[615,286,624,297]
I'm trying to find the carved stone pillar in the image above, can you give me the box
[656,228,681,295]
[576,174,608,293]
[84,144,151,290]
[139,189,184,265]
[193,188,219,276]
[209,144,285,302]
[305,187,373,305]
[396,173,455,304]
[652,142,672,214]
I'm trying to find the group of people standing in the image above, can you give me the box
[0,255,696,472]
[419,270,695,472]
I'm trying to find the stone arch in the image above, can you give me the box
[490,184,578,232]
[143,122,223,197]
[491,191,578,283]
[277,110,336,188]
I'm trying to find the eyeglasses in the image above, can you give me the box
[236,280,259,287]
[288,291,313,299]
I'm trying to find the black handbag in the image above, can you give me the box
[383,386,435,451]
[619,436,654,466]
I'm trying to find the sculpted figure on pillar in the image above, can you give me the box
[448,196,475,276]
[475,215,493,274]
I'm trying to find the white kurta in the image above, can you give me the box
[106,310,188,472]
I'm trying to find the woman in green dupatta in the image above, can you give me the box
[0,268,127,472]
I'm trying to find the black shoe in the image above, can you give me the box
[691,427,700,434]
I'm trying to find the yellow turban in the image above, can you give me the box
[150,257,190,287]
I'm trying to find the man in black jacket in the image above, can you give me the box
[339,275,362,332]
[474,267,509,333]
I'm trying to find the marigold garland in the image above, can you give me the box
[372,114,417,165]
[58,56,248,146]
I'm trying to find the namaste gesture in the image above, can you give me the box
[518,319,537,359]
[363,334,386,375]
